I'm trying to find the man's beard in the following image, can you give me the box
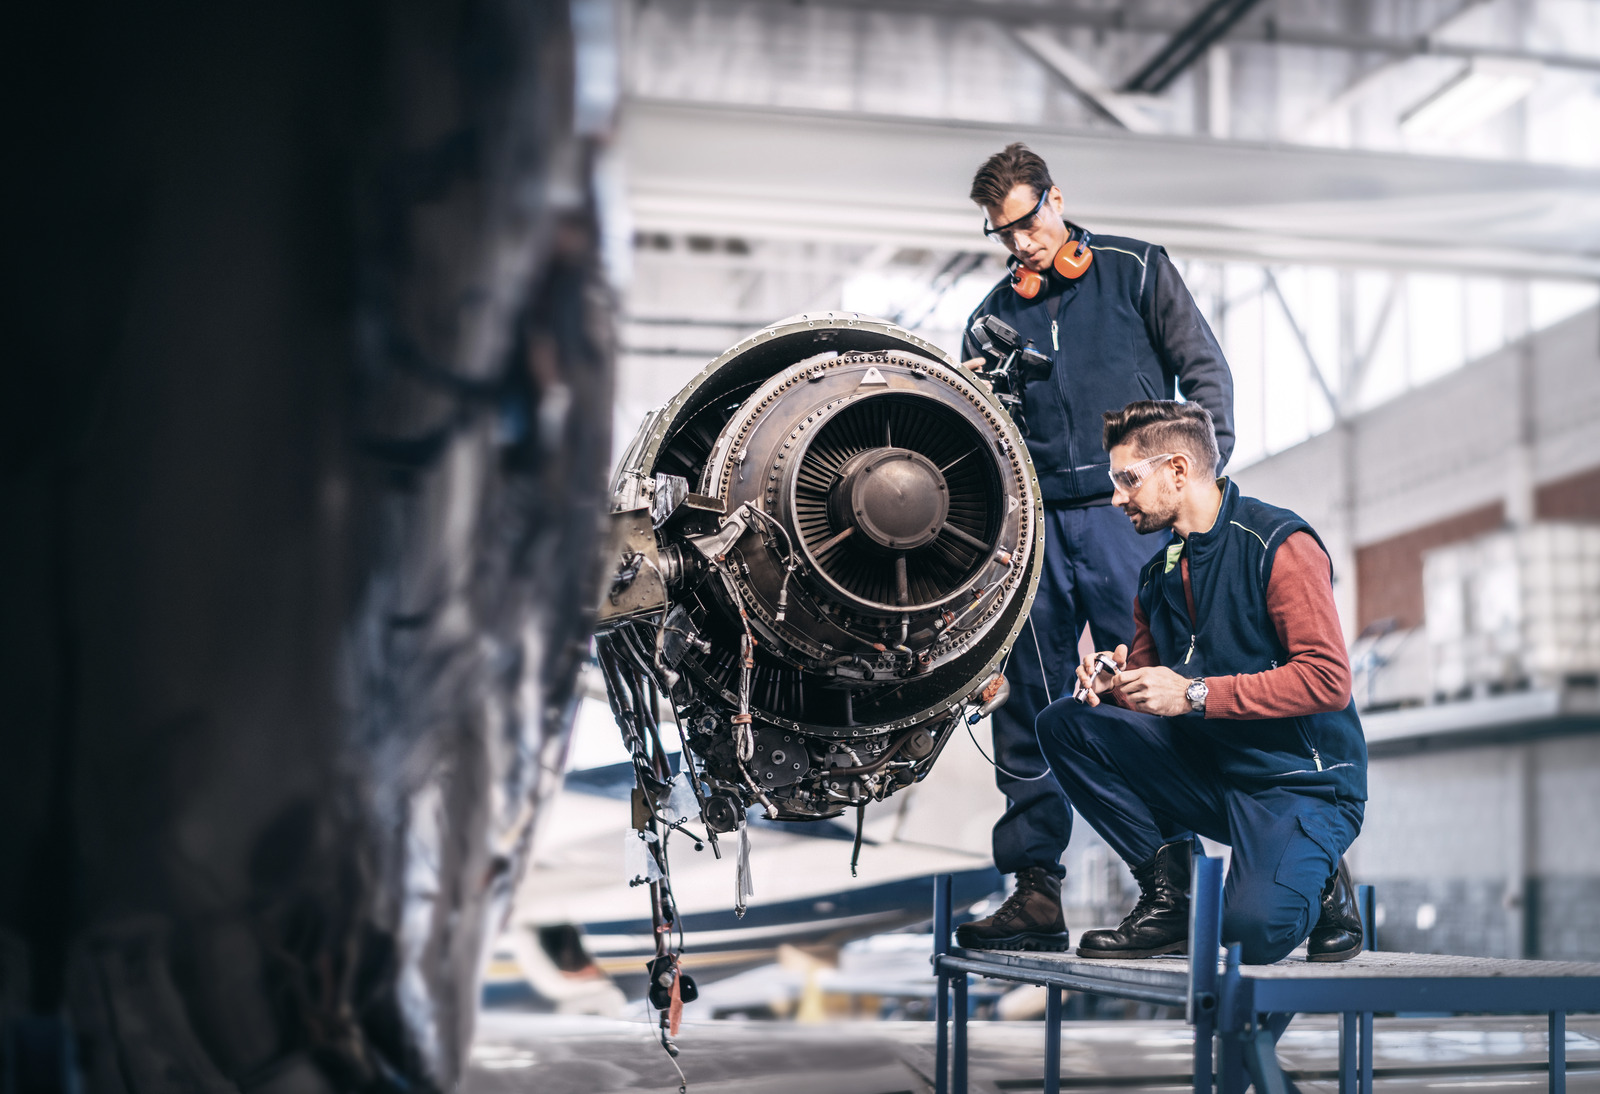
[1122,490,1178,534]
[1126,508,1167,534]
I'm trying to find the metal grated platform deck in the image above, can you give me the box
[973,948,1600,980]
[929,861,1600,1094]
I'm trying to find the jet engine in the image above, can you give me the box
[597,313,1044,842]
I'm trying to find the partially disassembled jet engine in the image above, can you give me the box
[597,313,1044,843]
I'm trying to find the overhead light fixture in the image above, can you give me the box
[1400,57,1542,138]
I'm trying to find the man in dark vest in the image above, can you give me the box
[1038,400,1365,963]
[955,144,1234,951]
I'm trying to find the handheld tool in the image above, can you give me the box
[1073,652,1121,702]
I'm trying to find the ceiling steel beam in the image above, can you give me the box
[1263,267,1342,422]
[1006,25,1158,132]
[1122,0,1266,94]
[710,0,1600,75]
[622,99,1600,281]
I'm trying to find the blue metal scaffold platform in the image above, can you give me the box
[929,860,1600,1094]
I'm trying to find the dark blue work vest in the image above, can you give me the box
[965,231,1172,503]
[1136,480,1368,801]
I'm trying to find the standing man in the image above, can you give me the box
[1040,400,1365,964]
[956,143,1235,951]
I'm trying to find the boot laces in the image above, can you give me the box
[992,872,1047,926]
[1118,861,1178,929]
[1117,888,1159,930]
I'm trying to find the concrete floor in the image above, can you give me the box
[466,1012,1600,1094]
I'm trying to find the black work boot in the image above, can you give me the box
[954,867,1072,952]
[1077,840,1191,959]
[1307,858,1363,962]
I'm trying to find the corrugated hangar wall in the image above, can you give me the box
[1234,304,1600,960]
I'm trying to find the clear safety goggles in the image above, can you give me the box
[1108,452,1174,493]
[982,187,1051,244]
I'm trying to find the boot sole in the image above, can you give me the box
[1307,941,1362,962]
[956,931,1073,953]
[1076,940,1188,960]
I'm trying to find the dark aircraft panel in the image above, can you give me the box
[3,2,613,1091]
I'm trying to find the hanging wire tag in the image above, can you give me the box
[625,828,664,887]
[734,822,755,917]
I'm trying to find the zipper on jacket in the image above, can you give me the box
[1051,319,1059,351]
[1183,634,1196,664]
[1312,747,1323,772]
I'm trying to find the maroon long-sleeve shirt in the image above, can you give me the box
[1112,531,1352,718]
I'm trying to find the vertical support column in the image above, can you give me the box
[1507,746,1535,957]
[953,973,969,1094]
[1550,1011,1566,1094]
[934,874,953,955]
[1507,341,1537,528]
[1357,884,1376,951]
[1190,854,1224,1094]
[1338,1012,1358,1094]
[1360,1011,1374,1094]
[1192,1000,1215,1094]
[933,875,952,1094]
[1205,45,1230,138]
[1217,945,1246,1094]
[1043,987,1062,1094]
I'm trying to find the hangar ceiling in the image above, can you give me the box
[610,0,1600,465]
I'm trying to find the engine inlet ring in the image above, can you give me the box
[786,389,1004,616]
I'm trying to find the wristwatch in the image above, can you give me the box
[1186,677,1208,714]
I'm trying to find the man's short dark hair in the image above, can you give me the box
[1103,401,1220,477]
[970,143,1053,209]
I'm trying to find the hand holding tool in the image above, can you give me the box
[1074,652,1121,702]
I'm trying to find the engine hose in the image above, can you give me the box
[644,677,674,783]
[736,758,777,817]
[850,803,865,877]
[596,641,641,746]
[604,637,672,791]
[824,725,926,777]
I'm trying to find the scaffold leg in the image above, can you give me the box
[1043,986,1062,1094]
[1359,1011,1373,1094]
[1339,1012,1358,1094]
[1550,1011,1566,1094]
[953,973,968,1094]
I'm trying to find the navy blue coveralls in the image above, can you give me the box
[962,227,1235,880]
[1036,482,1368,964]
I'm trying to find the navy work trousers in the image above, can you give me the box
[1037,700,1364,964]
[989,502,1162,878]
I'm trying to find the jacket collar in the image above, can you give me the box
[1162,477,1238,566]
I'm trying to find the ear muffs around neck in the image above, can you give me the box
[1010,233,1093,297]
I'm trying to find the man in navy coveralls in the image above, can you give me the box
[955,144,1235,951]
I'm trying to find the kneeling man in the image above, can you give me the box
[1039,400,1366,965]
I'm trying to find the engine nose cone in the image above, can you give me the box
[832,447,949,551]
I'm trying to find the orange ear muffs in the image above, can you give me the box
[1010,264,1044,299]
[1054,237,1093,279]
[1009,236,1093,297]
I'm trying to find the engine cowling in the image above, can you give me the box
[598,312,1043,823]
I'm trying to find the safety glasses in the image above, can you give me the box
[1108,452,1174,493]
[983,187,1051,244]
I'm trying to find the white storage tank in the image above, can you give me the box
[1422,522,1600,699]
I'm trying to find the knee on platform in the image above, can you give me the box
[1223,902,1314,966]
